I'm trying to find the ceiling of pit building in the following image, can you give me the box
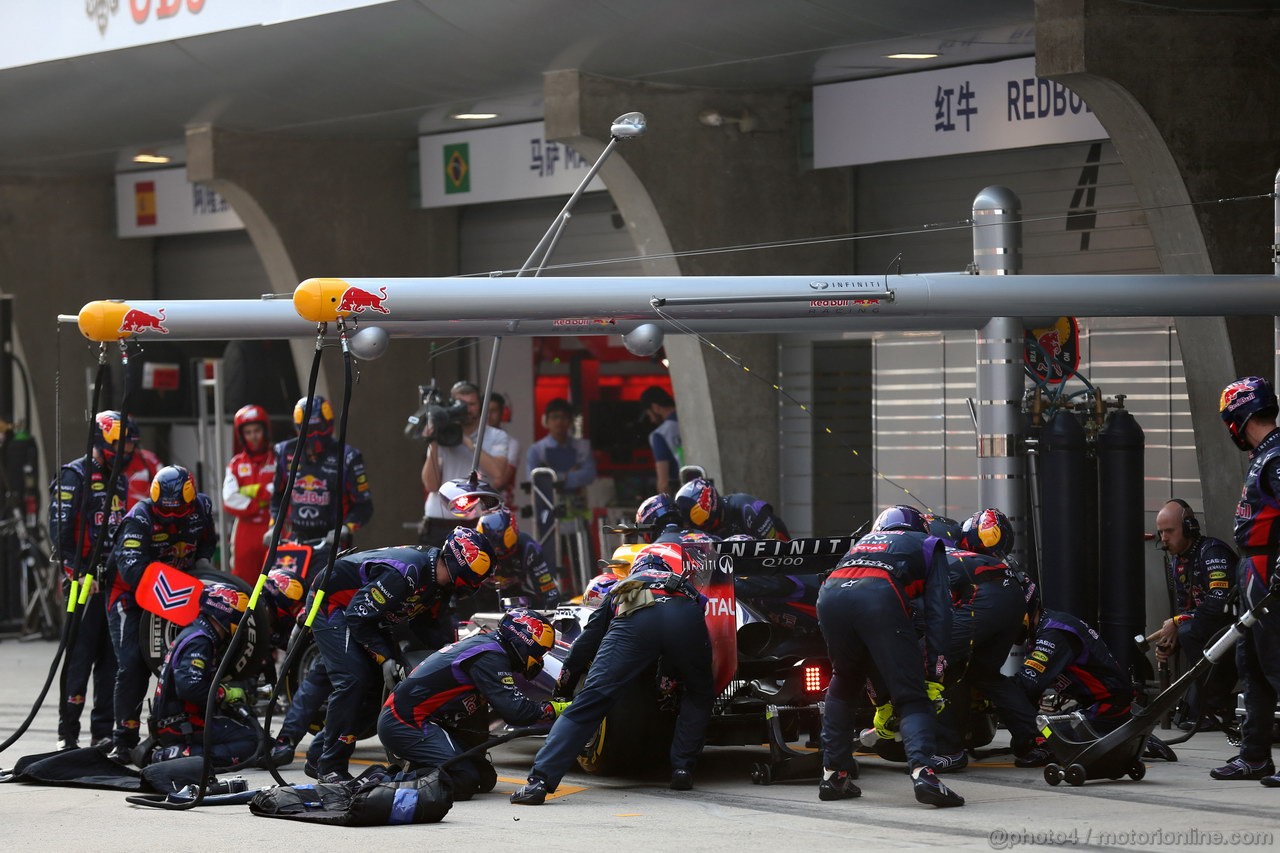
[0,0,1039,176]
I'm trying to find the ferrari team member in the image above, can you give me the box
[48,410,131,751]
[107,465,217,763]
[932,509,1041,771]
[147,583,256,765]
[816,505,963,808]
[379,608,566,799]
[1151,498,1237,730]
[674,477,790,541]
[512,545,713,804]
[307,530,496,782]
[268,395,373,550]
[222,404,277,583]
[1213,376,1280,783]
[473,507,561,610]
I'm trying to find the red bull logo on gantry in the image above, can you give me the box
[118,307,169,335]
[337,285,390,315]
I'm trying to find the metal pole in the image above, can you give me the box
[972,186,1026,562]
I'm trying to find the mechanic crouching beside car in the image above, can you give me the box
[511,544,713,804]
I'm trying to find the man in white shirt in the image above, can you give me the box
[420,381,512,547]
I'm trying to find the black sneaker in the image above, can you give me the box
[265,737,296,768]
[303,762,320,780]
[1210,756,1275,780]
[1143,735,1177,762]
[91,737,113,751]
[670,769,693,790]
[1260,773,1280,788]
[1014,744,1054,768]
[928,751,968,773]
[106,746,134,765]
[818,769,861,801]
[511,778,549,806]
[318,770,353,784]
[912,766,965,807]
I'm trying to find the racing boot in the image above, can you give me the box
[1013,741,1053,768]
[510,777,549,806]
[264,735,297,768]
[1210,756,1275,780]
[818,768,862,801]
[670,768,693,790]
[319,770,354,784]
[1142,735,1177,762]
[911,766,965,807]
[1260,773,1280,788]
[55,738,79,752]
[928,750,969,773]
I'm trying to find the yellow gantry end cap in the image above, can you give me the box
[295,278,355,323]
[78,301,133,342]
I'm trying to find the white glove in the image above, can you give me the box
[382,659,405,691]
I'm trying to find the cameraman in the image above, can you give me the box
[420,381,513,547]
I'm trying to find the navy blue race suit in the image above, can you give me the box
[462,532,560,615]
[1232,427,1280,765]
[818,529,951,771]
[705,493,789,540]
[48,454,127,746]
[935,548,1039,755]
[309,545,451,777]
[107,495,217,752]
[1015,609,1133,732]
[378,633,557,797]
[148,617,256,764]
[1165,534,1237,720]
[526,563,713,791]
[269,435,373,542]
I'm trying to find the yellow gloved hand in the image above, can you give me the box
[926,681,946,713]
[549,700,572,717]
[239,483,260,498]
[873,703,898,740]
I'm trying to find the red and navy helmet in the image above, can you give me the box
[293,395,334,437]
[629,543,686,580]
[233,404,271,451]
[636,493,679,530]
[264,568,306,621]
[440,526,495,595]
[200,582,247,633]
[959,508,1014,559]
[497,608,556,678]
[1219,376,1278,451]
[675,477,721,531]
[150,465,198,518]
[679,529,721,544]
[871,505,928,534]
[582,572,619,607]
[93,410,139,463]
[476,507,519,561]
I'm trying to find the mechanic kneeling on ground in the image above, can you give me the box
[307,529,496,783]
[511,544,713,805]
[147,583,257,765]
[378,608,567,799]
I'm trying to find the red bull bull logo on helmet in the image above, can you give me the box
[336,285,390,315]
[1023,316,1079,385]
[118,307,169,335]
[1220,379,1260,415]
[511,612,554,647]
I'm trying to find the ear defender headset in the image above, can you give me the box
[1167,498,1201,539]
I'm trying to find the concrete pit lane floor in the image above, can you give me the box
[1,639,1276,852]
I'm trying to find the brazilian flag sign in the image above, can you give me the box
[444,143,470,194]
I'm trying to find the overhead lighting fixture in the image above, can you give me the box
[886,52,939,60]
[450,112,499,121]
[697,109,757,133]
[132,152,171,164]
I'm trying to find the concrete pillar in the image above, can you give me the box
[544,70,853,503]
[187,126,462,546]
[1036,0,1280,542]
[0,176,153,483]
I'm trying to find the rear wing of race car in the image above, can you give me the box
[712,537,855,576]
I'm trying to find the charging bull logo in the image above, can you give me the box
[976,509,1004,550]
[337,285,390,315]
[293,475,330,506]
[1220,378,1261,415]
[511,613,554,649]
[1023,316,1079,385]
[118,307,169,335]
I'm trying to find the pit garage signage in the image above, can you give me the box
[813,57,1107,168]
[115,168,243,238]
[419,121,606,209]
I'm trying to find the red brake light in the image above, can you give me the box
[803,661,830,694]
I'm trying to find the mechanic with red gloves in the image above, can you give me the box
[379,608,565,799]
[473,507,561,611]
[107,465,217,763]
[512,544,713,804]
[267,395,373,550]
[931,509,1041,771]
[675,477,789,540]
[817,505,964,807]
[147,583,257,765]
[48,410,131,752]
[307,530,496,782]
[222,403,277,584]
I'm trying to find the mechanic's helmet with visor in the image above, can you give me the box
[293,395,335,437]
[264,568,306,621]
[959,508,1014,560]
[93,410,138,465]
[629,543,687,581]
[150,466,198,518]
[200,582,248,634]
[870,505,928,534]
[440,526,496,595]
[233,404,271,451]
[675,477,722,531]
[1219,376,1279,451]
[476,507,519,561]
[496,608,556,678]
[601,543,647,578]
[636,493,680,539]
[582,572,619,607]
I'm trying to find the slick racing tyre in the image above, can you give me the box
[141,568,274,679]
[577,667,674,775]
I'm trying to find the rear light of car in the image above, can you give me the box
[802,660,830,695]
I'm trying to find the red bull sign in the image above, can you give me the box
[1023,316,1080,385]
[118,307,169,336]
[336,285,391,315]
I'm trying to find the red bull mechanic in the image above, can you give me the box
[674,477,790,541]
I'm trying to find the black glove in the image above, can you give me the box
[552,667,578,700]
[194,557,215,575]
